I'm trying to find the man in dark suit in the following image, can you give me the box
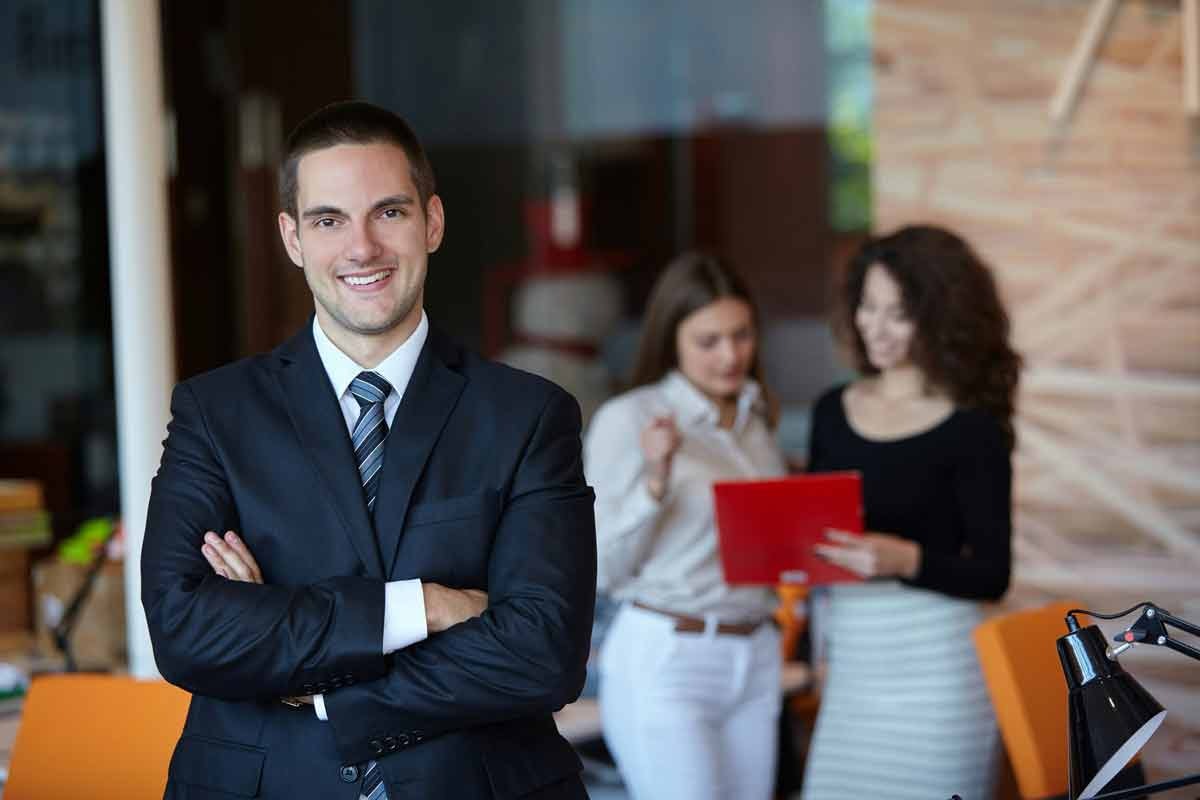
[141,101,597,799]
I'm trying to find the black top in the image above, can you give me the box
[807,385,1012,600]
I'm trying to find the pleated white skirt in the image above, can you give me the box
[801,581,1000,800]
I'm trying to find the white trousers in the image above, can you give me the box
[599,603,782,800]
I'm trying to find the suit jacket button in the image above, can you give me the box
[397,733,411,747]
[340,765,360,783]
[344,674,356,685]
[330,677,343,689]
[383,736,398,752]
[317,682,329,693]
[302,684,315,694]
[369,739,384,755]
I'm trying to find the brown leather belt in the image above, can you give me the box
[632,600,764,636]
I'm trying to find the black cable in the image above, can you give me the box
[1066,602,1155,621]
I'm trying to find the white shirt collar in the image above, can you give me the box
[661,369,763,431]
[311,311,429,404]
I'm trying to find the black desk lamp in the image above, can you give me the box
[1056,603,1200,800]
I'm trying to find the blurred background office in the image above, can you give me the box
[0,0,1197,796]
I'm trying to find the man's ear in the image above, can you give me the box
[424,195,445,254]
[278,212,304,267]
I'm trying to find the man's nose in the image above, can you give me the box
[344,221,383,263]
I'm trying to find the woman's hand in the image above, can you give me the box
[201,530,263,584]
[640,415,681,500]
[813,529,920,580]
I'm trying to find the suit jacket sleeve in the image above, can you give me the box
[324,387,597,765]
[141,382,390,700]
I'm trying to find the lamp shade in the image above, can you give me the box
[1057,624,1166,799]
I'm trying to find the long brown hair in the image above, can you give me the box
[833,225,1021,449]
[629,252,778,426]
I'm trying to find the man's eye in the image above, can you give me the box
[314,218,337,228]
[382,207,405,219]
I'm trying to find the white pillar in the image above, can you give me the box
[100,0,175,678]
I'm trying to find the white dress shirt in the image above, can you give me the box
[308,312,430,719]
[584,370,786,623]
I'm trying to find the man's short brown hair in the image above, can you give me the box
[279,100,436,219]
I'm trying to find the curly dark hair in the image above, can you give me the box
[833,225,1022,450]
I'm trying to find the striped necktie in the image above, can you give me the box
[350,371,392,512]
[349,371,391,800]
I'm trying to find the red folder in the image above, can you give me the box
[713,472,864,586]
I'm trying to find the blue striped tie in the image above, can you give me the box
[350,371,391,512]
[349,371,391,800]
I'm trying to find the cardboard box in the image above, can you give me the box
[33,559,127,670]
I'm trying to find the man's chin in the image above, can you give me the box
[320,298,418,337]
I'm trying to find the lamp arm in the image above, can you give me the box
[1088,771,1200,800]
[1156,607,1200,640]
[1119,604,1200,663]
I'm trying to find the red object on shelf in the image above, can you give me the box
[483,198,635,357]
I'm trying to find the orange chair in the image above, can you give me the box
[973,600,1085,799]
[5,674,191,800]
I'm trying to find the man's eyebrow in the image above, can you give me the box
[371,194,415,212]
[300,205,345,220]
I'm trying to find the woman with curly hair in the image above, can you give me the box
[800,225,1021,800]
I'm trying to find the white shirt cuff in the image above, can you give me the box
[313,693,328,721]
[383,578,428,653]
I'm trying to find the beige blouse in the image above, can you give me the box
[584,370,786,622]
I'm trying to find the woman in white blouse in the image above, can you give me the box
[585,252,786,800]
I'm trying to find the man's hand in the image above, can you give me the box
[201,530,263,583]
[422,583,488,633]
[201,532,316,706]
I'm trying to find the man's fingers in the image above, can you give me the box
[201,537,229,574]
[222,531,263,583]
[202,531,258,583]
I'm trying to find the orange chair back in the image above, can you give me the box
[5,674,191,800]
[973,600,1084,799]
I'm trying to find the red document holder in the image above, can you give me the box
[713,472,865,586]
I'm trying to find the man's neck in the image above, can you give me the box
[317,311,421,369]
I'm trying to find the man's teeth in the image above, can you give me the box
[344,271,390,286]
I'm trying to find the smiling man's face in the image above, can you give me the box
[278,141,444,358]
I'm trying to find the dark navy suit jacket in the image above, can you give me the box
[142,321,597,799]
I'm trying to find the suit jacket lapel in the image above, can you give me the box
[373,328,466,577]
[273,325,385,578]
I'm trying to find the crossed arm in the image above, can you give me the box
[142,381,596,760]
[200,529,486,706]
